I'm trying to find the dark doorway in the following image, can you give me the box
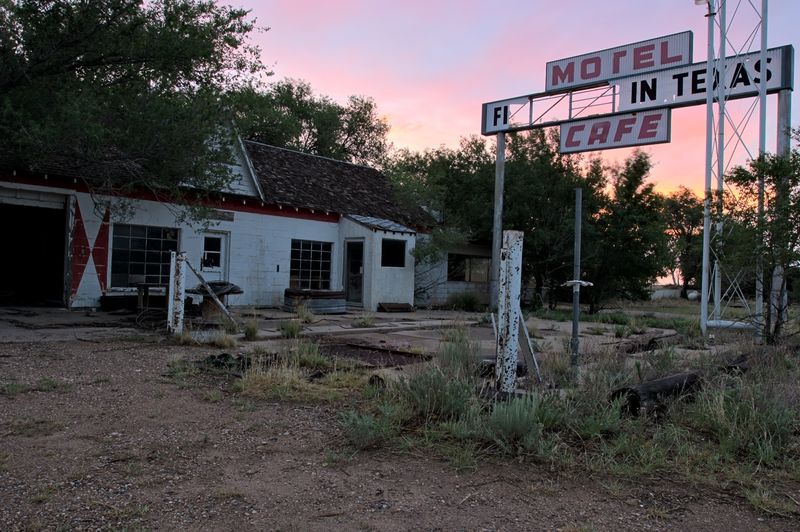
[0,203,66,306]
[345,241,364,304]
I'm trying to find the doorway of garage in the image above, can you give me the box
[0,201,67,306]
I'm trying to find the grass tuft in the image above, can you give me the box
[243,319,259,341]
[279,320,303,339]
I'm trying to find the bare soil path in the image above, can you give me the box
[0,333,796,529]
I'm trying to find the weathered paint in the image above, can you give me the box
[167,252,186,335]
[91,208,110,292]
[495,230,523,394]
[70,201,90,298]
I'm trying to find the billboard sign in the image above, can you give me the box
[546,31,693,92]
[617,45,794,111]
[559,109,671,154]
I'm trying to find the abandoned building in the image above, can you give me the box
[0,140,428,312]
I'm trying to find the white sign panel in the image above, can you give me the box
[482,96,531,134]
[559,109,671,154]
[617,46,794,111]
[546,32,693,92]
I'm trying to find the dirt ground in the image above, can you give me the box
[0,316,798,530]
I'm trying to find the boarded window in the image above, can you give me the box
[110,224,178,287]
[447,254,490,283]
[381,239,406,267]
[290,239,332,289]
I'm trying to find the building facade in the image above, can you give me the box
[0,140,421,311]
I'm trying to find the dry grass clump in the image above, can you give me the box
[279,320,303,338]
[236,340,364,402]
[243,319,259,341]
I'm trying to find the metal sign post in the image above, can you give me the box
[490,132,506,309]
[570,188,583,366]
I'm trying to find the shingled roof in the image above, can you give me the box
[243,141,425,227]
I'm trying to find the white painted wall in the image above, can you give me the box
[368,230,416,310]
[338,218,416,311]
[72,192,342,308]
[414,247,489,308]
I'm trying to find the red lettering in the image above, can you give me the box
[612,50,627,74]
[565,125,585,147]
[580,57,601,80]
[660,41,682,64]
[613,117,637,142]
[638,114,662,139]
[633,44,655,69]
[587,122,610,145]
[551,63,574,86]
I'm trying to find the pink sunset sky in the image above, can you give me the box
[236,0,799,194]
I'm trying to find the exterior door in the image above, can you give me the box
[345,241,363,303]
[201,232,229,281]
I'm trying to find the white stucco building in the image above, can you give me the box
[0,140,423,311]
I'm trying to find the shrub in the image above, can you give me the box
[485,396,546,454]
[437,326,479,379]
[339,402,401,449]
[395,368,473,422]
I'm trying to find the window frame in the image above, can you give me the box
[110,223,179,288]
[380,238,406,268]
[447,253,490,283]
[290,239,333,290]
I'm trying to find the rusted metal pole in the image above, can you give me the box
[167,251,186,335]
[496,230,523,394]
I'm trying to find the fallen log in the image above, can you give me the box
[607,331,679,354]
[610,371,701,415]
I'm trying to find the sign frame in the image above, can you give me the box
[545,31,694,92]
[558,108,672,154]
[616,45,794,112]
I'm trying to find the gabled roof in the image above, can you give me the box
[243,140,424,227]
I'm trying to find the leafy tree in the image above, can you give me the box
[504,130,603,307]
[728,128,800,342]
[233,79,390,166]
[0,0,264,209]
[583,151,671,312]
[663,187,704,297]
